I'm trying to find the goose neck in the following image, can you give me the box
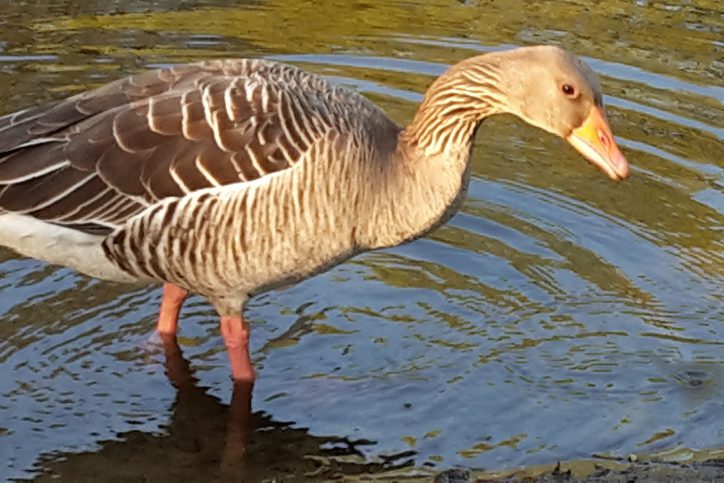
[399,57,507,157]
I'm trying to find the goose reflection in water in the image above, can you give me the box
[34,334,416,481]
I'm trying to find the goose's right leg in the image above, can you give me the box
[220,316,255,383]
[156,282,189,335]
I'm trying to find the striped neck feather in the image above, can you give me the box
[400,56,508,156]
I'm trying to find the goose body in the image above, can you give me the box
[0,46,629,382]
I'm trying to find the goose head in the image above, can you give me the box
[486,46,629,180]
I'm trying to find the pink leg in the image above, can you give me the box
[220,316,255,383]
[156,283,189,336]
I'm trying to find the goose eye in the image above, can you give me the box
[561,83,577,97]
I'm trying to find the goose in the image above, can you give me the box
[0,46,629,383]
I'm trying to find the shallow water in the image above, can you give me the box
[0,0,722,480]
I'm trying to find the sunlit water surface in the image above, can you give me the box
[0,0,722,480]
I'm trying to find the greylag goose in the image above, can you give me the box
[0,46,629,383]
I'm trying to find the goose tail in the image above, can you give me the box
[0,212,138,283]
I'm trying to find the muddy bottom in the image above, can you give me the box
[33,443,724,482]
[448,455,724,483]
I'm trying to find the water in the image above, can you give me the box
[0,0,722,479]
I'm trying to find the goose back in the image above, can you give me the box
[0,59,394,233]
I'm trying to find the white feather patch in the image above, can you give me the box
[0,213,137,283]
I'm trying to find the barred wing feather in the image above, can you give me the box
[0,59,335,233]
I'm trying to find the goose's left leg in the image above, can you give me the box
[156,282,189,335]
[220,316,255,383]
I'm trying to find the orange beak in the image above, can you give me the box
[566,106,629,180]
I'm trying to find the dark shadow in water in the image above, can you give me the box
[33,336,416,481]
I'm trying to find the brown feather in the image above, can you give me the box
[0,59,329,232]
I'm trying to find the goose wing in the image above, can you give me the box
[0,59,332,233]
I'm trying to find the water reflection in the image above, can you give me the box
[33,335,416,481]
